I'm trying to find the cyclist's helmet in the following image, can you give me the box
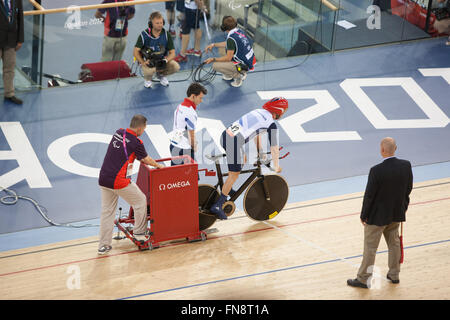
[262,97,289,118]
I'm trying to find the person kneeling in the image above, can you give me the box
[203,16,256,88]
[133,11,180,88]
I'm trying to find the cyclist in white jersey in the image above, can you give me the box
[210,97,289,219]
[169,82,207,166]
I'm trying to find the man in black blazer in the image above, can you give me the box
[1,0,24,105]
[348,137,413,289]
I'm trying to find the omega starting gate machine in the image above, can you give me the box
[115,156,207,250]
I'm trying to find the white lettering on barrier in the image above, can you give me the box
[256,90,362,142]
[366,5,381,30]
[64,6,82,30]
[340,77,450,129]
[0,122,51,189]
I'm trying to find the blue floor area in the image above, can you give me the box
[1,37,449,237]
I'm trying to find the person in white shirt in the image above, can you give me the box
[169,82,208,165]
[209,97,289,219]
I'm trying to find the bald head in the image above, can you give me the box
[380,137,397,158]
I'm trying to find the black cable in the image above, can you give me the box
[192,61,217,84]
[164,59,197,83]
[0,186,99,228]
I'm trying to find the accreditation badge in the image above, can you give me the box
[126,162,133,178]
[115,18,125,31]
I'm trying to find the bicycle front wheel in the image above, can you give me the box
[243,174,289,221]
[198,184,219,231]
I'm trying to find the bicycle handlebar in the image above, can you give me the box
[279,152,290,160]
[198,168,216,176]
[257,147,289,171]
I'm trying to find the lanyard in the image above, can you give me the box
[115,0,126,18]
[4,0,11,19]
[122,130,128,160]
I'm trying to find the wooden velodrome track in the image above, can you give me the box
[0,178,449,300]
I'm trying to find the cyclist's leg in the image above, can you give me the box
[223,131,244,196]
[222,171,239,196]
[210,131,243,219]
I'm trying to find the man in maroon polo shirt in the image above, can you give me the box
[94,0,135,61]
[98,114,163,255]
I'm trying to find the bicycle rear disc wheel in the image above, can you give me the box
[198,184,219,230]
[243,174,289,221]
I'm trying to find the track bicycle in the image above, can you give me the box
[198,148,290,230]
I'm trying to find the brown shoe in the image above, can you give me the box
[387,275,400,284]
[4,96,23,105]
[347,278,368,289]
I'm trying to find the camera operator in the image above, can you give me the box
[133,11,180,88]
[95,0,135,61]
[204,16,256,88]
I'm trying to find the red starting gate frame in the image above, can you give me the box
[114,156,210,250]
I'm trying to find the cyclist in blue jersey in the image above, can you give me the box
[210,97,289,219]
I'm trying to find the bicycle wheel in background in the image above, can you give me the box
[198,184,219,230]
[243,174,289,221]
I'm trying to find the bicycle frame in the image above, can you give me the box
[212,158,270,202]
[215,160,262,202]
[199,148,289,214]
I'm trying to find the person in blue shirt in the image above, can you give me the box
[133,11,180,88]
[204,16,256,87]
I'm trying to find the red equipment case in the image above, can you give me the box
[115,156,206,250]
[79,60,134,82]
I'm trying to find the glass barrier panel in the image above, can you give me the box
[20,1,210,89]
[7,0,444,92]
[333,0,431,51]
[1,0,39,93]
